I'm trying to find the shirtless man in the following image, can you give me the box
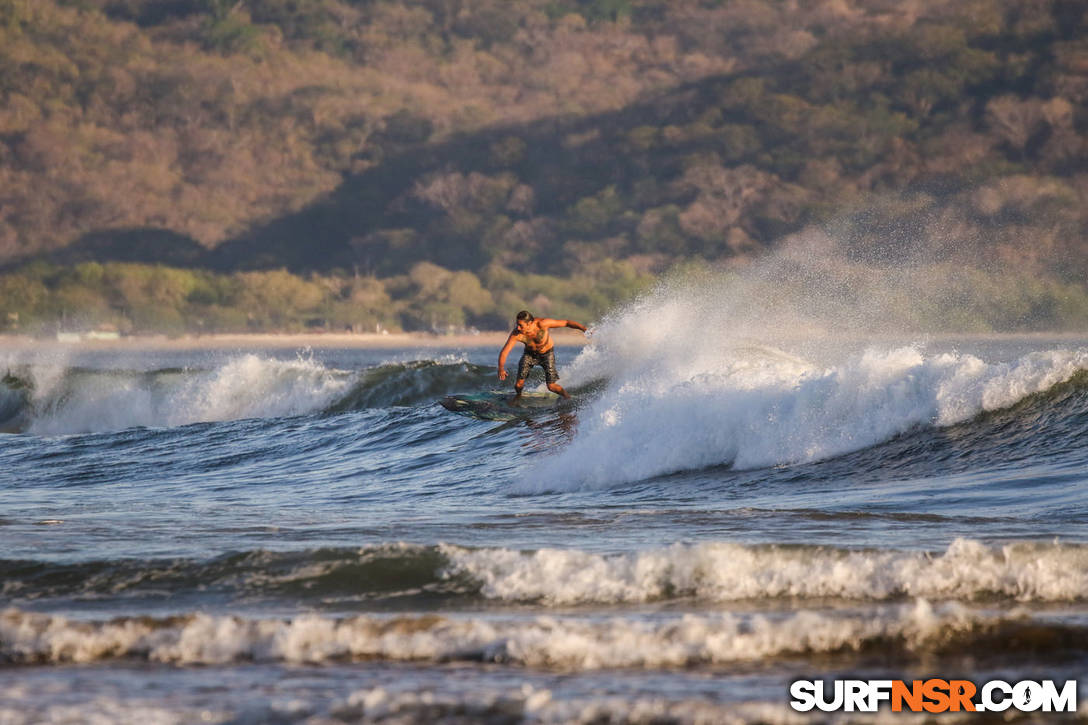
[497,310,588,399]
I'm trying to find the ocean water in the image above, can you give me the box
[2,301,1088,722]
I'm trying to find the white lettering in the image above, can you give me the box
[789,681,817,712]
[981,680,1012,712]
[793,678,1076,714]
[868,680,893,711]
[816,680,844,712]
[1013,681,1043,712]
[1042,680,1077,713]
[845,681,868,712]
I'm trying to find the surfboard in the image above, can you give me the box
[440,391,566,421]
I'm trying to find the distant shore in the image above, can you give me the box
[0,330,593,350]
[4,330,1088,354]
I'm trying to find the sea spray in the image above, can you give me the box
[165,353,353,425]
[8,353,354,435]
[0,353,506,435]
[525,232,1088,489]
[530,342,1088,489]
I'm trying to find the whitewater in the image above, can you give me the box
[2,267,1088,722]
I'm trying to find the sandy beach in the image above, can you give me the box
[5,329,1088,353]
[0,329,593,351]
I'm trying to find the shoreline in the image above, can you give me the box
[0,330,589,351]
[2,329,1086,352]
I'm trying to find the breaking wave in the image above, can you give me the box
[524,335,1088,489]
[0,354,494,435]
[3,599,1084,669]
[0,681,818,725]
[6,539,1088,607]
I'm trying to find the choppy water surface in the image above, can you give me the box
[2,325,1088,723]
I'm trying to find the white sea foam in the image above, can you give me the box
[512,233,1088,490]
[7,539,1082,605]
[524,304,1088,489]
[333,687,813,725]
[441,538,1088,604]
[0,700,206,725]
[0,679,964,725]
[333,687,983,725]
[19,354,353,435]
[0,599,1001,668]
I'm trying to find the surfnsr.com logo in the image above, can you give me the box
[790,679,1078,713]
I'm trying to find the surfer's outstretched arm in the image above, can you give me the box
[497,333,518,381]
[539,318,588,334]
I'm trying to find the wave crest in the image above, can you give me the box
[524,341,1088,489]
[443,538,1088,604]
[0,355,494,434]
[6,539,1088,607]
[2,600,1080,669]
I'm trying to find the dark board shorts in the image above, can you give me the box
[517,348,559,384]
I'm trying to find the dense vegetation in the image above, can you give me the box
[2,258,652,333]
[1,0,1087,333]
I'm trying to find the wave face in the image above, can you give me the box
[0,354,494,435]
[5,343,1087,494]
[6,539,1087,608]
[518,279,1088,489]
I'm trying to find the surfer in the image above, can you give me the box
[498,310,587,400]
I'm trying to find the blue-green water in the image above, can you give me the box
[2,329,1087,723]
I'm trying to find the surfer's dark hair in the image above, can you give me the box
[516,310,533,322]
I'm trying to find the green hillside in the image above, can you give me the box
[1,0,1087,333]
